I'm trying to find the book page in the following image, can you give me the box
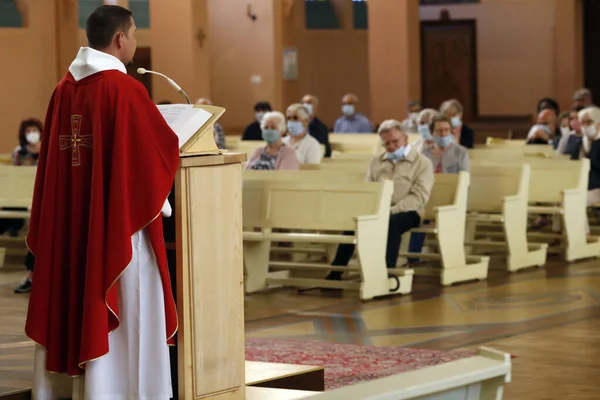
[157,104,213,149]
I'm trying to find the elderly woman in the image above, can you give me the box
[413,108,439,153]
[422,115,470,173]
[440,99,475,149]
[245,111,299,171]
[283,103,322,164]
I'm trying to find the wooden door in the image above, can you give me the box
[421,20,478,121]
[125,47,153,98]
[583,0,600,99]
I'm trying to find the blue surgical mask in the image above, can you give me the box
[450,116,462,128]
[287,121,305,136]
[303,103,314,116]
[262,129,280,144]
[418,124,433,141]
[386,146,406,162]
[342,104,355,116]
[434,135,453,148]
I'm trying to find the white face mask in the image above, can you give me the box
[409,112,419,121]
[26,131,41,145]
[255,112,266,122]
[583,125,597,139]
[560,127,571,137]
[303,103,314,116]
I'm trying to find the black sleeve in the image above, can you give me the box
[461,125,475,149]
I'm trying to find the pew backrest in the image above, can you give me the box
[528,158,589,203]
[243,170,366,182]
[243,179,393,231]
[424,172,469,218]
[0,165,36,209]
[468,165,529,213]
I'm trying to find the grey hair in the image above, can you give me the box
[286,103,310,122]
[578,106,600,123]
[303,94,319,107]
[440,99,463,114]
[407,99,421,110]
[417,108,439,125]
[574,88,592,101]
[260,111,286,132]
[377,119,406,136]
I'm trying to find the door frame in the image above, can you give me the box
[420,19,479,119]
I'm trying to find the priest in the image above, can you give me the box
[25,5,179,399]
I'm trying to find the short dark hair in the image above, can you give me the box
[429,114,451,133]
[537,97,559,114]
[254,101,272,112]
[86,5,133,49]
[18,118,43,153]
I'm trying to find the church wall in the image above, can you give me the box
[420,0,558,117]
[0,3,58,153]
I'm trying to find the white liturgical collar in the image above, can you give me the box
[69,47,127,82]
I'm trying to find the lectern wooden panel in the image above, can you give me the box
[176,153,247,400]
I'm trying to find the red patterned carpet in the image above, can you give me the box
[245,338,474,390]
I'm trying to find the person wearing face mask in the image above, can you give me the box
[333,93,373,133]
[7,118,43,294]
[326,120,433,281]
[244,111,299,171]
[412,108,439,153]
[440,99,474,149]
[526,109,556,145]
[401,100,422,134]
[422,115,470,174]
[301,94,331,157]
[242,101,273,141]
[282,103,323,164]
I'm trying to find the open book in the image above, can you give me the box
[157,104,225,154]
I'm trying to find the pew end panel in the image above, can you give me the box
[399,172,490,286]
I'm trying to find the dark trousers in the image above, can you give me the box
[331,211,421,269]
[24,251,34,272]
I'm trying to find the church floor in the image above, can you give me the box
[1,256,600,398]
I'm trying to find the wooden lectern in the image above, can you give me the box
[164,105,247,400]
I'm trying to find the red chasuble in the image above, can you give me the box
[25,70,180,376]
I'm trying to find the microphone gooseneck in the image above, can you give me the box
[137,68,192,105]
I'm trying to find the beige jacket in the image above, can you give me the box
[367,146,434,217]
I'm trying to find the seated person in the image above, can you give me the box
[283,104,323,164]
[580,107,600,206]
[2,118,41,236]
[333,93,373,133]
[302,94,331,157]
[242,101,272,141]
[422,115,470,173]
[557,108,585,159]
[245,111,299,171]
[7,118,43,294]
[526,109,555,144]
[413,108,439,153]
[401,100,422,134]
[326,120,434,280]
[195,97,225,149]
[440,99,474,149]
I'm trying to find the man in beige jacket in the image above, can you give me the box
[327,119,434,280]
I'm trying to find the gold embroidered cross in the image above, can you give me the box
[59,115,93,167]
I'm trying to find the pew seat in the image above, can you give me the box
[243,179,414,300]
[399,172,490,286]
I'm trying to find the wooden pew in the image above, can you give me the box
[471,157,600,261]
[0,166,36,267]
[0,153,12,165]
[485,137,527,146]
[398,172,490,286]
[242,179,414,300]
[466,164,548,271]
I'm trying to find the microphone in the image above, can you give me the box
[137,68,192,105]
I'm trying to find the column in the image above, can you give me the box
[149,0,210,104]
[368,0,420,124]
[54,0,79,81]
[554,0,583,111]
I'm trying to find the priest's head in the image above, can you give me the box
[86,5,138,66]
